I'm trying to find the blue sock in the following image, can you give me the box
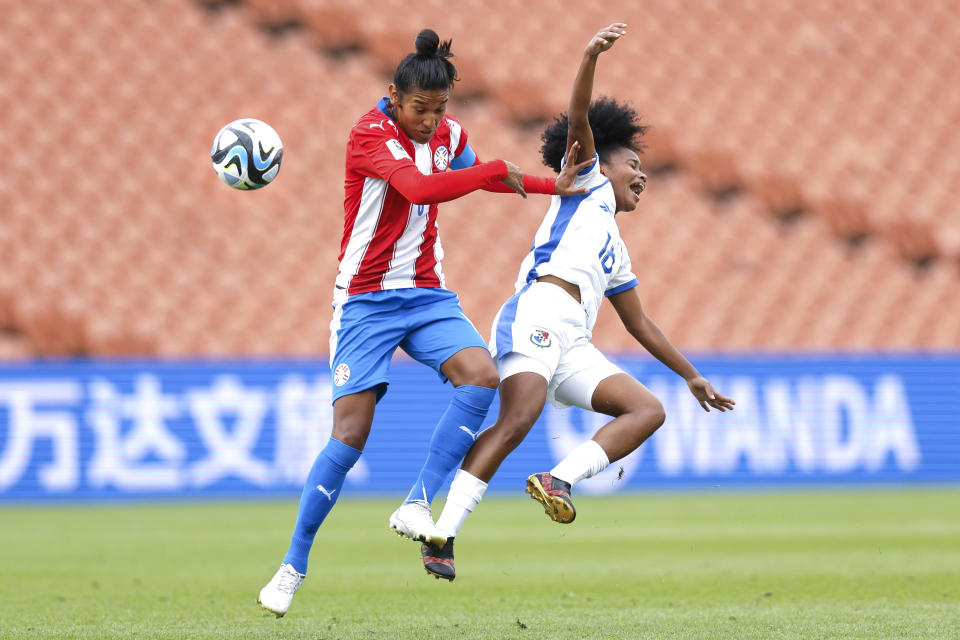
[405,384,496,505]
[283,437,362,574]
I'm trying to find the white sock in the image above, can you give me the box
[549,440,610,485]
[435,469,488,538]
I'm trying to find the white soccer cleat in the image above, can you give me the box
[389,501,447,548]
[257,563,305,618]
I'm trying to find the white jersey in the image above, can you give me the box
[513,154,638,335]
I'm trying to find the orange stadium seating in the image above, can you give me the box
[0,0,957,357]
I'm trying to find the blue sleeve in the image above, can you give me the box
[605,278,639,297]
[449,142,477,170]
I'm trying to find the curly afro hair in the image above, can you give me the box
[540,96,647,173]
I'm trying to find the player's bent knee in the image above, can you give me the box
[482,371,502,389]
[494,405,540,448]
[331,421,369,450]
[646,399,666,429]
[615,401,665,452]
[331,395,376,449]
[493,419,536,451]
[623,396,665,434]
[637,402,665,433]
[457,368,501,390]
[623,390,665,426]
[444,352,500,389]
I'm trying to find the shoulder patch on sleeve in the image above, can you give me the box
[386,138,411,161]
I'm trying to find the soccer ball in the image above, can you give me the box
[211,118,284,190]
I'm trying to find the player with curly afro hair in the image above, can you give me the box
[540,95,646,173]
[421,23,735,582]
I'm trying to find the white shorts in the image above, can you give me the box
[489,282,624,409]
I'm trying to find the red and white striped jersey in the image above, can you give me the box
[336,98,472,301]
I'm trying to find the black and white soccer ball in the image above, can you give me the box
[211,118,283,190]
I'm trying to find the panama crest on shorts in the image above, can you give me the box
[529,328,552,348]
[333,363,351,386]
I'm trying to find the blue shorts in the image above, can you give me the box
[328,288,487,403]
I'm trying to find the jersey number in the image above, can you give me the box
[598,232,616,274]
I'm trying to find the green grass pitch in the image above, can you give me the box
[1,489,958,639]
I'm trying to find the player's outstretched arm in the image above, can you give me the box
[500,160,527,198]
[608,287,736,413]
[567,23,627,163]
[469,148,589,197]
[388,160,511,204]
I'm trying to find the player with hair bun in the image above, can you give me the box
[257,28,587,616]
[419,23,735,581]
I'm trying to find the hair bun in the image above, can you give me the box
[415,29,440,56]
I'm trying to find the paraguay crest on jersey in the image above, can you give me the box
[433,145,450,171]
